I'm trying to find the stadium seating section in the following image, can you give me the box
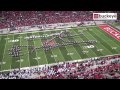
[0,11,119,29]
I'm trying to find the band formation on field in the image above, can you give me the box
[0,25,120,72]
[8,30,97,58]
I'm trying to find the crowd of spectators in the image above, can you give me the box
[0,11,120,29]
[0,11,119,29]
[0,55,120,79]
[0,11,94,29]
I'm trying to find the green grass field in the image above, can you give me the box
[0,25,120,72]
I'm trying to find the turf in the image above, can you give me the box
[0,25,120,72]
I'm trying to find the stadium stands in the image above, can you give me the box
[0,55,120,79]
[0,11,119,29]
[0,11,93,29]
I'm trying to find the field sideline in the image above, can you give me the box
[0,25,120,72]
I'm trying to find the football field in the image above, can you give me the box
[0,25,120,72]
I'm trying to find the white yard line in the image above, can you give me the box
[63,38,81,60]
[1,35,14,70]
[53,38,66,62]
[65,30,82,59]
[57,29,81,60]
[45,32,58,63]
[19,35,22,69]
[64,48,75,60]
[52,30,74,61]
[32,33,39,65]
[96,26,120,48]
[87,27,112,54]
[0,36,1,41]
[84,29,104,55]
[78,28,97,57]
[93,28,116,54]
[25,34,31,67]
[59,41,73,60]
[38,33,48,64]
[68,44,82,59]
[0,35,8,70]
[39,40,48,64]
[9,35,15,70]
[71,30,90,58]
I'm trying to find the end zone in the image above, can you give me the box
[98,25,120,42]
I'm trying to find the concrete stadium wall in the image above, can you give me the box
[0,21,100,34]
